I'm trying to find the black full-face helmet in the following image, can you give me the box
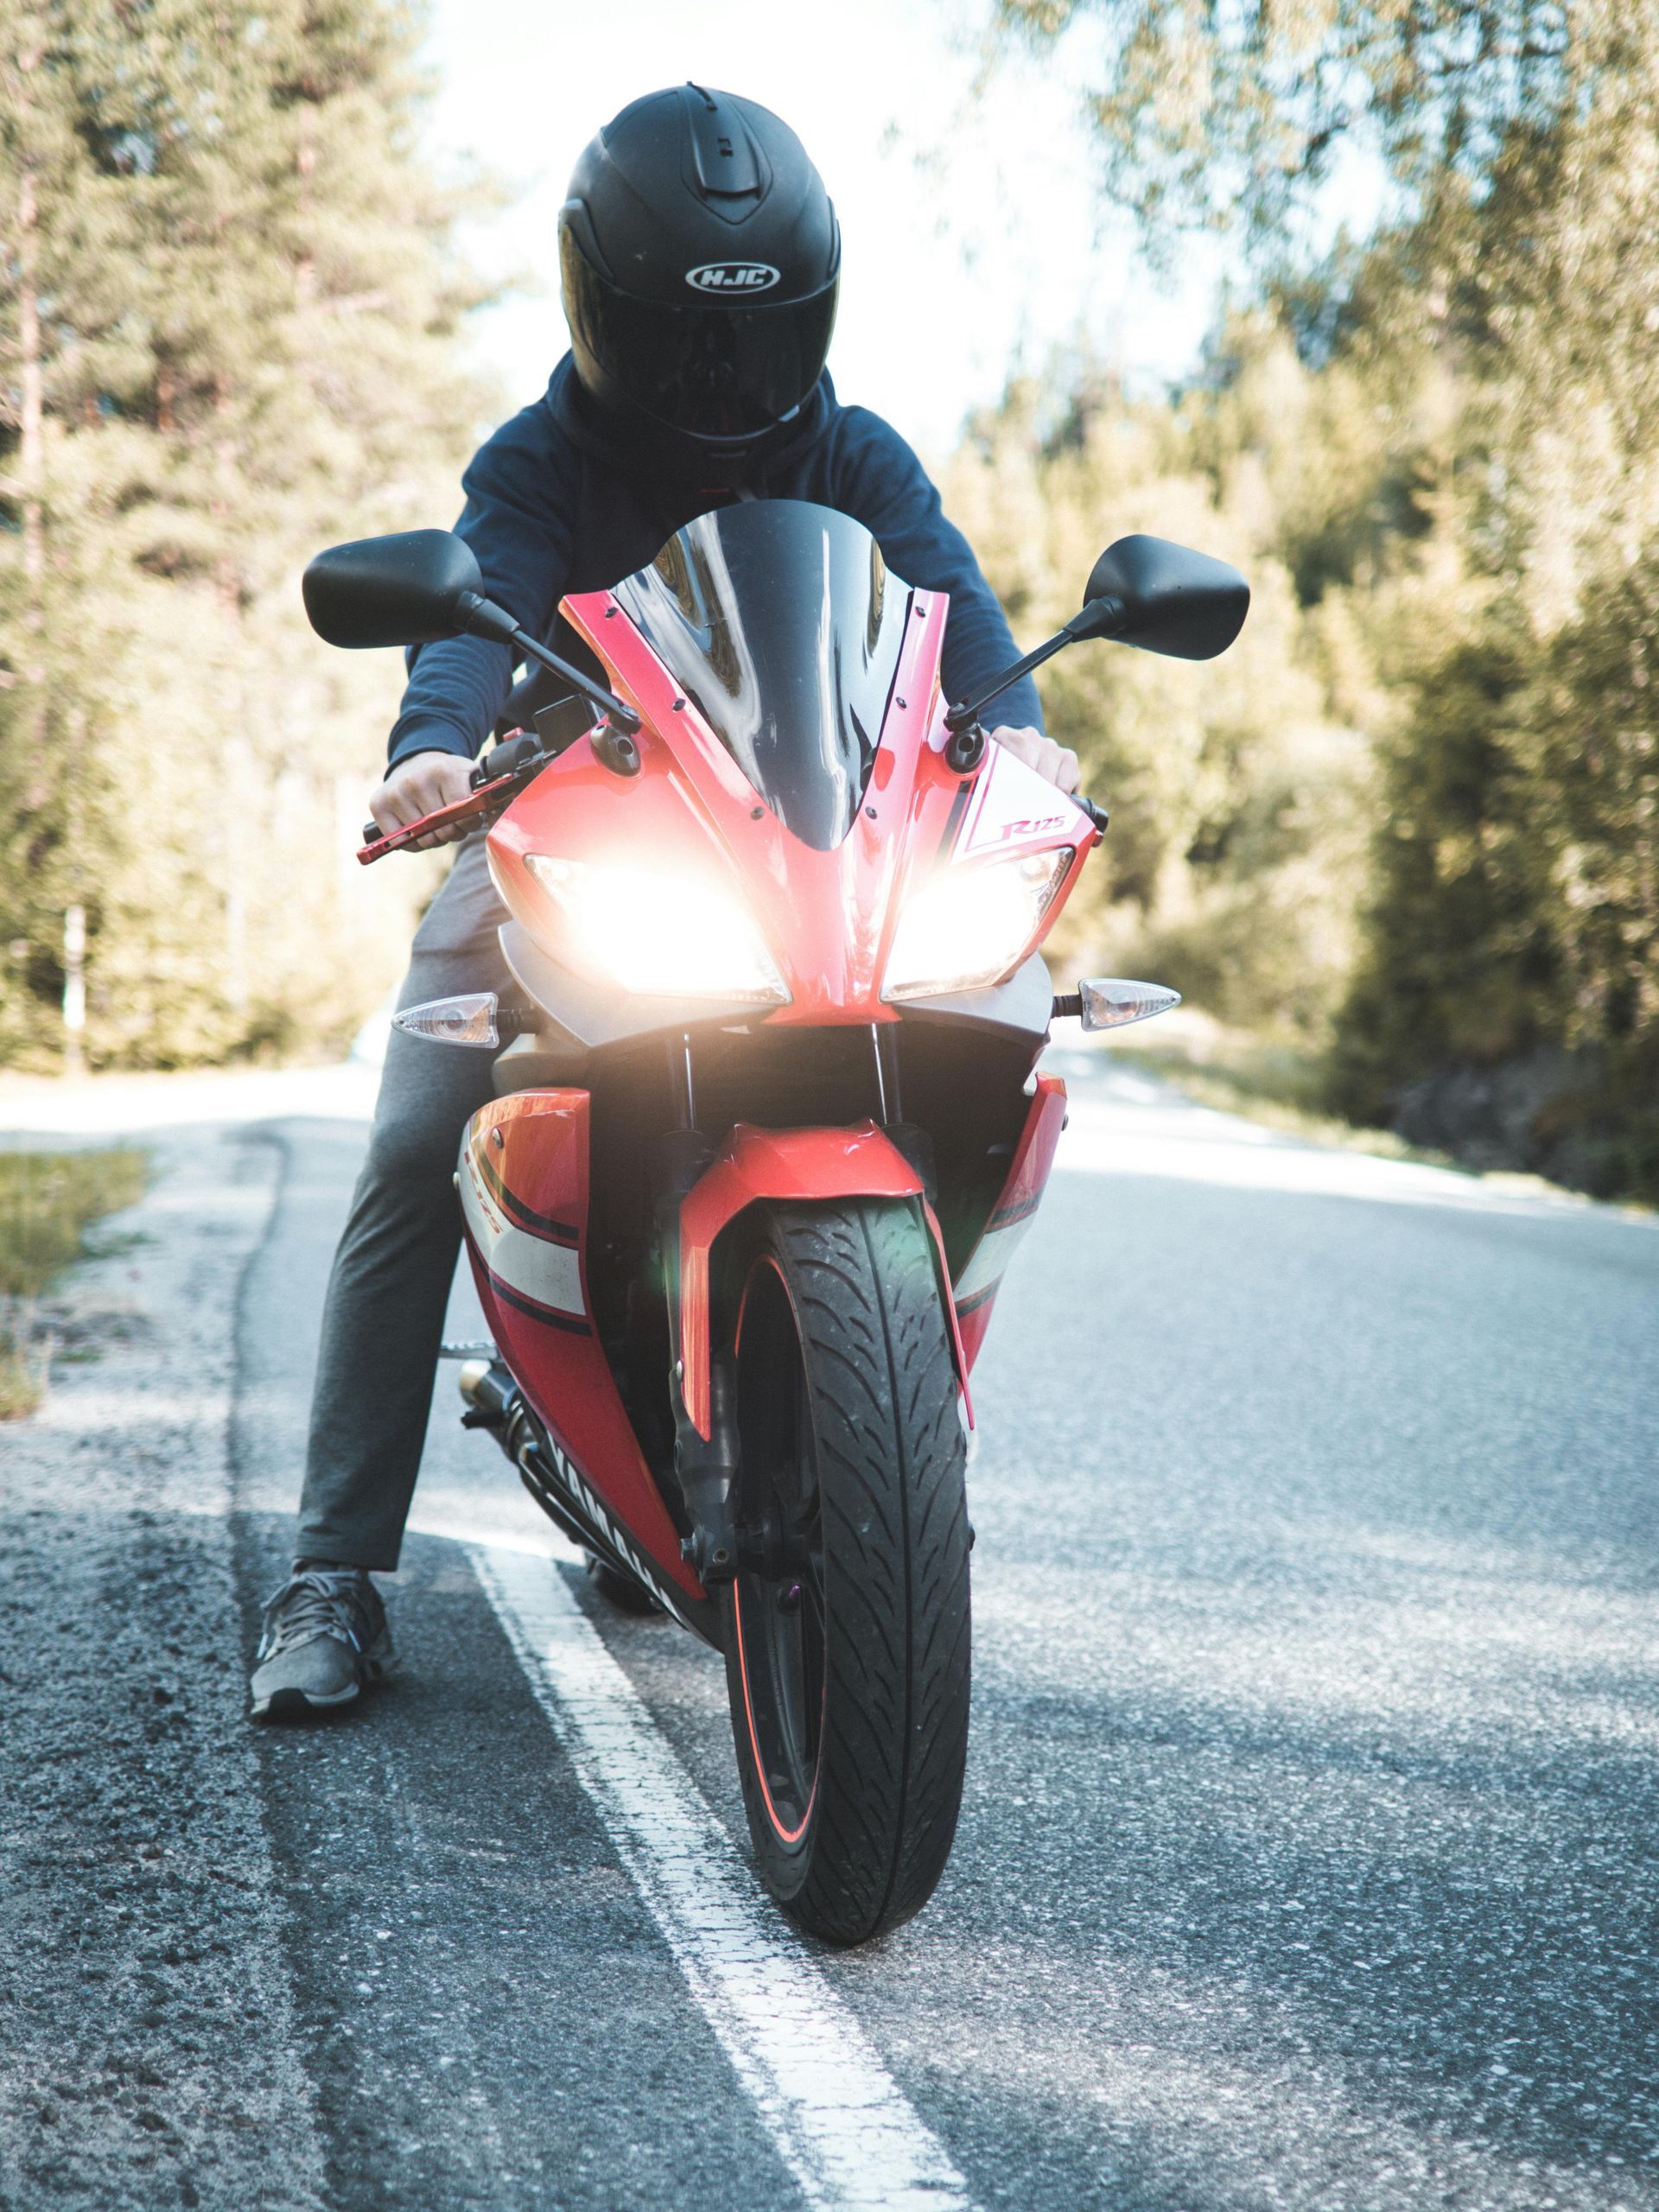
[559,84,840,462]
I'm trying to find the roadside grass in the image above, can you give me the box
[1131,1041,1446,1163]
[1097,1016,1637,1207]
[0,1149,149,1419]
[1095,1013,1461,1167]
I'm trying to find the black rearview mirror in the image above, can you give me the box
[944,529,1250,761]
[302,529,492,650]
[302,526,645,736]
[1071,535,1249,660]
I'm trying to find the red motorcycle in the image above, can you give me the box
[302,501,1246,1942]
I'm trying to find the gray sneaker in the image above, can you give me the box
[250,1567,392,1720]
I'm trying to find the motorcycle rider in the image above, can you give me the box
[251,82,1079,1718]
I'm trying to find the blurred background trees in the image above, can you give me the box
[0,0,487,1070]
[975,0,1659,1195]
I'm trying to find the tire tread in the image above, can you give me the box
[724,1197,970,1944]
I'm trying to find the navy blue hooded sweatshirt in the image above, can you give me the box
[388,359,1043,766]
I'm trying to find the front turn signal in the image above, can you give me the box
[1050,978,1181,1029]
[391,992,540,1046]
[392,992,501,1046]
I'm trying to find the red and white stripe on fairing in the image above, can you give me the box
[954,1195,1044,1313]
[952,1073,1068,1363]
[457,1103,588,1329]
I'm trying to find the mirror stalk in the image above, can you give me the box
[943,595,1125,736]
[455,590,642,735]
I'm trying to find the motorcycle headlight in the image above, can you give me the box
[882,848,1074,1002]
[523,855,789,1006]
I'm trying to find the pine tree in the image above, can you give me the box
[987,0,1659,1197]
[1,0,492,1071]
[943,346,1372,1041]
[0,3,149,1070]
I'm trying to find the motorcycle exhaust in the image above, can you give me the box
[455,1356,670,1603]
[457,1355,516,1428]
[673,1356,741,1586]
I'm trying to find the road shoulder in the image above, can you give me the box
[0,1126,330,2212]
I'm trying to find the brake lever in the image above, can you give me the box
[356,736,552,865]
[355,709,637,865]
[357,783,509,864]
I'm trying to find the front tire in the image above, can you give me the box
[721,1198,970,1945]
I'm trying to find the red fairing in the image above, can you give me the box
[458,1090,703,1607]
[677,1121,971,1437]
[952,1074,1068,1371]
[484,585,1100,1027]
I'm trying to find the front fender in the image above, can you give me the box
[677,1121,969,1437]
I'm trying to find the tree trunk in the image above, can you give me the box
[13,33,48,812]
[213,375,251,1016]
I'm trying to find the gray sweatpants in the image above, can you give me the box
[296,836,512,1570]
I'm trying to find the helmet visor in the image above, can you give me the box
[563,230,838,441]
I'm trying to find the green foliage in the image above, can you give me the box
[1331,618,1556,1096]
[980,0,1659,1199]
[945,343,1374,1044]
[1542,565,1659,1065]
[0,1145,147,1298]
[990,0,1573,251]
[0,0,491,1072]
[1332,556,1659,1192]
[1319,6,1659,1193]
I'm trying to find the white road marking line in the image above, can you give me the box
[470,1543,975,2212]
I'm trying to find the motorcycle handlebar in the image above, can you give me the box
[943,720,1110,835]
[359,750,1109,864]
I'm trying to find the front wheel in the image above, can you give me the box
[721,1198,971,1945]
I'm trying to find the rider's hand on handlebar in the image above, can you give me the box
[988,724,1081,797]
[368,749,477,849]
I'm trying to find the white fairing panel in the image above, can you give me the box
[458,1135,586,1323]
[952,1213,1039,1306]
[955,742,1089,860]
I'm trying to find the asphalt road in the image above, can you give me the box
[2,1055,1656,2210]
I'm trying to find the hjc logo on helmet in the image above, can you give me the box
[684,262,781,294]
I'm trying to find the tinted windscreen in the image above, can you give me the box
[613,501,912,851]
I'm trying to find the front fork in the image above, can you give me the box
[655,1103,743,1587]
[653,1033,975,1591]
